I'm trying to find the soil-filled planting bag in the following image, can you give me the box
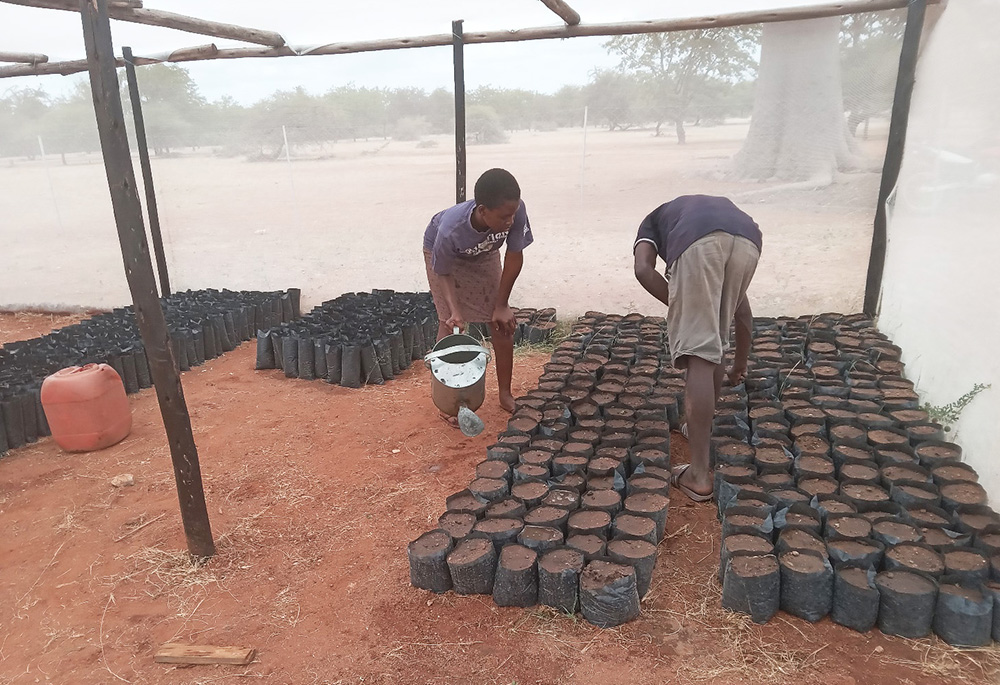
[987,583,1000,641]
[340,344,362,388]
[779,550,834,622]
[875,570,938,638]
[255,330,275,369]
[579,560,641,628]
[943,548,989,583]
[566,534,606,561]
[721,553,780,624]
[387,330,404,376]
[623,492,669,541]
[119,350,139,394]
[19,392,37,443]
[720,533,774,584]
[1,398,25,449]
[611,513,658,545]
[607,538,658,598]
[831,566,879,632]
[486,498,527,519]
[438,512,476,541]
[133,346,153,388]
[361,341,384,385]
[408,529,453,593]
[324,343,343,385]
[265,330,279,370]
[447,536,498,595]
[538,547,585,613]
[374,338,394,381]
[884,542,945,577]
[473,517,524,552]
[297,336,315,380]
[723,506,775,541]
[517,525,563,553]
[312,338,328,379]
[933,578,994,647]
[493,544,538,607]
[282,335,299,378]
[827,538,885,570]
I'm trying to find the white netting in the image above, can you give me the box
[0,11,906,317]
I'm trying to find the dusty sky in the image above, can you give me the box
[1,0,813,102]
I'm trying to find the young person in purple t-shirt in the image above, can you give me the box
[632,195,762,503]
[423,168,534,414]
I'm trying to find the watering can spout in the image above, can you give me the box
[457,404,485,437]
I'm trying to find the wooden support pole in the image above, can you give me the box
[123,46,170,297]
[79,0,215,558]
[538,0,581,26]
[452,19,466,205]
[0,0,942,79]
[3,0,284,46]
[863,0,927,317]
[0,50,48,63]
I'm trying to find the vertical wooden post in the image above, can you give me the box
[80,0,215,558]
[122,45,171,297]
[863,0,927,317]
[452,19,467,204]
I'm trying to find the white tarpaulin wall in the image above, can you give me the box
[880,0,1000,500]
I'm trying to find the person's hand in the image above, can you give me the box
[491,304,517,337]
[726,364,747,386]
[445,312,465,333]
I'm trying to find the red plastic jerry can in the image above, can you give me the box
[40,363,132,452]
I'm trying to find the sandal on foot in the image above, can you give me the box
[670,463,714,503]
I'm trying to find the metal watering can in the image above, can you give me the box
[424,327,491,437]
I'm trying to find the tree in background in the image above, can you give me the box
[466,104,507,144]
[0,87,49,158]
[584,70,641,131]
[604,28,758,143]
[734,17,862,183]
[119,63,206,155]
[841,10,905,137]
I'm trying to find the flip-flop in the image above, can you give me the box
[670,463,714,503]
[680,422,689,439]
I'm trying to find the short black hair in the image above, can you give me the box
[474,168,520,208]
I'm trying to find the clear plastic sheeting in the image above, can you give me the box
[879,0,1000,502]
[0,11,906,316]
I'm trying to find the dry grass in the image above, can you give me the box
[882,638,1000,683]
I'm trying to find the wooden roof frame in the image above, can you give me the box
[0,0,936,79]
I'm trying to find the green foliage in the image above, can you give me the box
[603,27,759,139]
[466,105,508,144]
[922,383,991,432]
[840,10,906,135]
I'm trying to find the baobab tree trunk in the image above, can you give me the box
[734,17,860,183]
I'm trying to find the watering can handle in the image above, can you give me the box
[424,345,491,365]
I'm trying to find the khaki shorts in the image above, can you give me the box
[667,231,759,367]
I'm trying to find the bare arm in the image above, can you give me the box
[438,273,464,331]
[729,294,753,384]
[633,242,669,307]
[492,250,524,335]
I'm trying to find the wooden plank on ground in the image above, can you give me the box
[154,644,255,665]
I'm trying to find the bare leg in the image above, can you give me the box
[679,355,717,496]
[714,362,725,403]
[489,323,515,413]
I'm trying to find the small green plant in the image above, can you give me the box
[921,383,991,433]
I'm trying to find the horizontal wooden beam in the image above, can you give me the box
[0,0,938,79]
[0,0,284,46]
[538,0,581,26]
[0,50,48,63]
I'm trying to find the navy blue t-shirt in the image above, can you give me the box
[633,195,762,270]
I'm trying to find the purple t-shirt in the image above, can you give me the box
[422,199,533,275]
[633,195,762,271]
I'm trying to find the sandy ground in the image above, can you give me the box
[0,123,888,317]
[2,312,998,684]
